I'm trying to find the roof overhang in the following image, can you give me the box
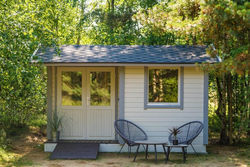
[43,62,201,67]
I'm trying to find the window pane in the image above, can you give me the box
[90,72,111,106]
[62,71,82,106]
[149,69,178,103]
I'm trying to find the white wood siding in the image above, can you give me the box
[124,67,205,150]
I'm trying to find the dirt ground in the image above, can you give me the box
[0,127,249,167]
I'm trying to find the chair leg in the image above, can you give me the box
[118,143,125,153]
[154,144,157,162]
[167,146,171,161]
[190,144,198,155]
[182,147,187,163]
[133,145,140,162]
[128,146,131,158]
[142,145,146,151]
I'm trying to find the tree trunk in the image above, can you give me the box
[226,73,233,144]
[245,72,250,137]
[111,0,114,14]
[215,76,228,144]
[77,0,85,45]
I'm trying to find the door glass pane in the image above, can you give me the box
[62,71,82,106]
[90,72,111,106]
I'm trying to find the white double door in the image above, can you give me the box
[57,67,115,140]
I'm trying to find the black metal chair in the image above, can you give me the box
[168,121,204,154]
[114,119,148,157]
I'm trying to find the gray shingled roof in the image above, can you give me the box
[35,45,219,64]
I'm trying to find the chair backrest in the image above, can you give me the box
[169,121,204,145]
[114,119,147,145]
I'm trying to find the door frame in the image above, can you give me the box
[86,67,116,139]
[57,67,87,139]
[57,67,116,140]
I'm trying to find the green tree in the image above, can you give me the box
[134,0,249,144]
[0,0,78,133]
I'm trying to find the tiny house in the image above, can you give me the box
[36,45,219,153]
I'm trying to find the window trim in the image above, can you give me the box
[144,66,184,109]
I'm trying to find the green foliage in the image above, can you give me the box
[0,129,7,148]
[0,0,248,145]
[201,0,249,73]
[27,114,47,127]
[201,0,249,144]
[0,0,47,133]
[0,0,79,134]
[134,0,204,45]
[0,147,33,167]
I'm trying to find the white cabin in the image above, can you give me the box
[36,45,219,153]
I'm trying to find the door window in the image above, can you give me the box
[62,71,82,106]
[90,72,111,106]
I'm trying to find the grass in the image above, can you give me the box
[0,147,33,167]
[27,114,47,128]
[0,127,249,167]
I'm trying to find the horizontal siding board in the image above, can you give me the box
[125,117,203,122]
[184,98,204,103]
[125,85,144,88]
[183,103,202,108]
[184,89,204,94]
[127,121,203,129]
[125,70,144,74]
[125,104,202,109]
[125,103,144,108]
[125,79,144,83]
[184,79,203,84]
[125,75,144,79]
[141,127,204,134]
[183,75,203,79]
[125,108,202,113]
[125,113,203,118]
[184,94,203,98]
[125,93,144,98]
[125,97,203,103]
[125,89,144,93]
[125,98,144,103]
[131,121,203,127]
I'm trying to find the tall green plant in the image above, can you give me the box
[48,112,63,133]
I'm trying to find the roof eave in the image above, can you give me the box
[41,62,218,67]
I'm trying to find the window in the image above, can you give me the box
[145,67,183,109]
[90,72,111,106]
[62,71,82,106]
[149,68,178,103]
